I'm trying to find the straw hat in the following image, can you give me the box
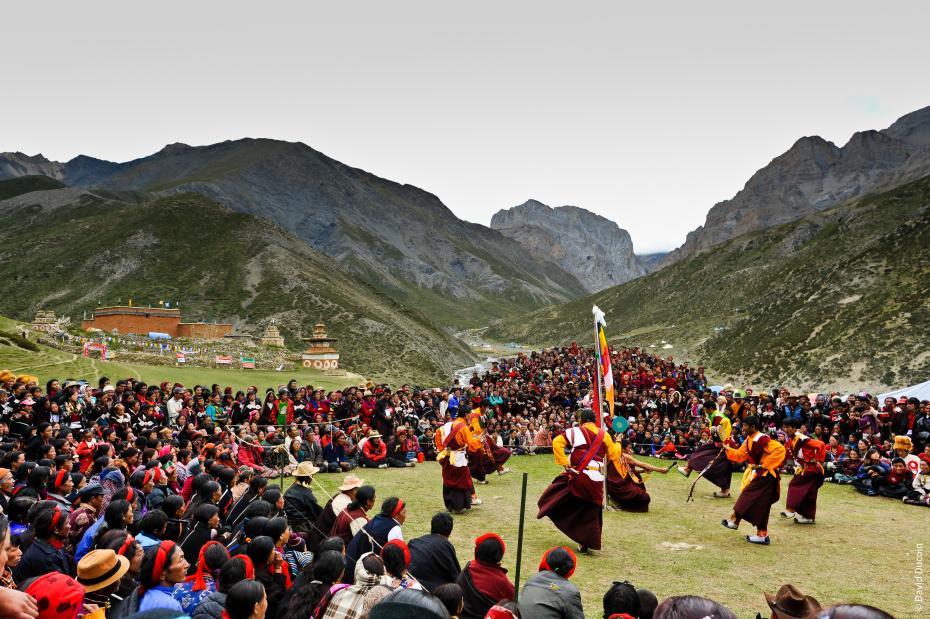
[764,584,821,619]
[77,549,130,593]
[294,461,320,477]
[339,475,364,492]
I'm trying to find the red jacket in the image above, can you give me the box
[77,440,97,473]
[273,398,294,424]
[363,440,387,462]
[238,444,266,471]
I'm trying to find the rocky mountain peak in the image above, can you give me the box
[659,104,930,268]
[881,105,930,146]
[491,199,645,292]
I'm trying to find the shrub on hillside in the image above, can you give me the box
[0,330,39,352]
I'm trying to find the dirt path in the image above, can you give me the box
[12,352,78,373]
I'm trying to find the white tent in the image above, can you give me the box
[878,379,930,402]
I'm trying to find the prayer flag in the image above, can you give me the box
[240,356,256,369]
[592,306,614,423]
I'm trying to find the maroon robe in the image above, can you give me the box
[440,420,475,511]
[785,435,825,519]
[606,462,650,512]
[732,434,780,531]
[537,424,606,549]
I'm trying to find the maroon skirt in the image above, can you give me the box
[606,464,650,512]
[733,473,780,530]
[537,472,603,549]
[489,442,511,468]
[786,470,824,519]
[469,451,495,481]
[687,443,731,490]
[442,459,475,490]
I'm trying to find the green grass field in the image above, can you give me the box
[303,455,923,618]
[0,318,365,392]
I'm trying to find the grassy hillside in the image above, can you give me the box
[76,139,588,329]
[0,189,475,384]
[0,175,65,200]
[487,175,930,391]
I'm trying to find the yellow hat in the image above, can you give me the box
[17,375,39,386]
[0,370,15,382]
[894,435,913,452]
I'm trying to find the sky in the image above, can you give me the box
[4,1,930,253]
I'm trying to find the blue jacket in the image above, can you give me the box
[782,405,803,423]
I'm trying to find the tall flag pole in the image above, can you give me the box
[592,305,613,509]
[592,306,614,425]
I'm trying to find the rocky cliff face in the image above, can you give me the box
[660,105,930,267]
[490,200,645,292]
[0,140,586,328]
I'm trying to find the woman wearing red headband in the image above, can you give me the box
[47,469,75,509]
[14,505,72,582]
[381,539,421,590]
[136,541,189,612]
[345,497,407,574]
[457,533,514,619]
[173,541,229,614]
[517,547,582,618]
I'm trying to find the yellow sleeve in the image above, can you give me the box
[725,439,749,464]
[460,424,483,452]
[468,410,483,435]
[718,417,732,443]
[552,433,569,467]
[602,431,622,467]
[761,437,786,472]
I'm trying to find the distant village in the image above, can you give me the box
[31,305,344,374]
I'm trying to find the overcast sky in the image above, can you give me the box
[4,2,929,252]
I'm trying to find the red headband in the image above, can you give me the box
[125,487,134,503]
[143,468,162,487]
[151,541,175,585]
[538,546,577,579]
[475,533,505,554]
[187,541,227,592]
[50,507,62,531]
[118,534,136,557]
[238,555,255,579]
[381,539,411,568]
[391,499,405,518]
[55,469,69,489]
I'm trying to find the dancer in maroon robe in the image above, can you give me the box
[537,409,619,552]
[607,437,672,512]
[466,404,511,485]
[720,415,786,545]
[780,418,826,524]
[435,417,484,513]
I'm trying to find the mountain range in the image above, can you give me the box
[486,174,930,391]
[2,104,930,387]
[658,105,930,267]
[0,140,587,329]
[490,199,646,292]
[0,183,474,383]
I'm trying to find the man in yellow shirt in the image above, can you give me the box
[537,409,620,552]
[720,415,786,545]
[435,415,485,513]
